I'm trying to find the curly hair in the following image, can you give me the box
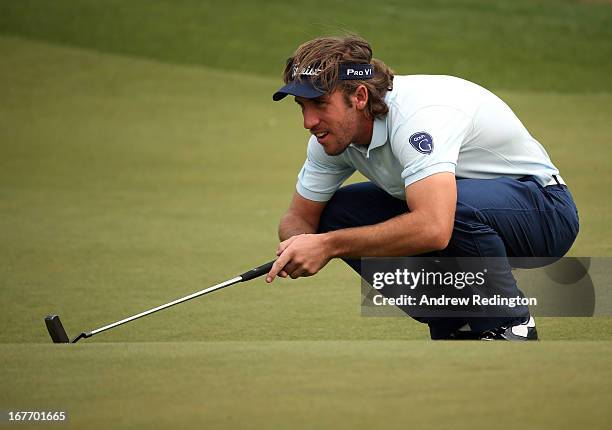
[282,35,394,119]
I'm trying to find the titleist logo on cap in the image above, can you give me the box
[292,65,322,78]
[291,63,374,80]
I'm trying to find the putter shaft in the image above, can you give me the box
[45,260,275,343]
[89,276,242,337]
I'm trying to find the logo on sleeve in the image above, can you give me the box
[409,132,433,155]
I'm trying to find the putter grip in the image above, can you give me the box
[240,260,275,282]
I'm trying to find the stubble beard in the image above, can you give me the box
[321,109,357,156]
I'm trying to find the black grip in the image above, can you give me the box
[239,260,275,282]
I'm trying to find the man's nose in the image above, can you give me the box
[302,107,320,130]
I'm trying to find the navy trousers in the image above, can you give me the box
[317,177,579,338]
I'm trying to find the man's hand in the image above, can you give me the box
[266,233,332,283]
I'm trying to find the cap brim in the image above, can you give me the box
[272,80,325,101]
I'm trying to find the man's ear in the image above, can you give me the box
[354,85,369,111]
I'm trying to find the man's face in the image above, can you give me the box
[294,90,359,156]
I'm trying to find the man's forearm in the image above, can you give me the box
[322,211,450,258]
[278,211,318,241]
[267,174,457,282]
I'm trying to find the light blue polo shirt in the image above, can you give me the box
[296,75,559,202]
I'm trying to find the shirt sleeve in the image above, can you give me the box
[296,137,356,202]
[390,106,473,187]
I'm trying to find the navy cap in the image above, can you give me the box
[272,63,373,101]
[272,79,325,101]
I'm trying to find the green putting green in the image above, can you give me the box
[2,341,612,429]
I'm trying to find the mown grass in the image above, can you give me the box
[2,341,612,430]
[0,0,611,92]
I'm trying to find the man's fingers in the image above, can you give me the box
[288,266,315,279]
[266,252,292,283]
[280,262,299,277]
[289,269,305,279]
[277,235,301,256]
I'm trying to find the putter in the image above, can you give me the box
[45,260,275,343]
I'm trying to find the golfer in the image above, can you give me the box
[266,35,579,340]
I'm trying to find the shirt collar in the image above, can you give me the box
[349,116,388,158]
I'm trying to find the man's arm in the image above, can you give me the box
[267,173,456,282]
[275,191,327,279]
[325,173,456,257]
[278,191,327,240]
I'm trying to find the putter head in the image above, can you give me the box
[44,315,70,343]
